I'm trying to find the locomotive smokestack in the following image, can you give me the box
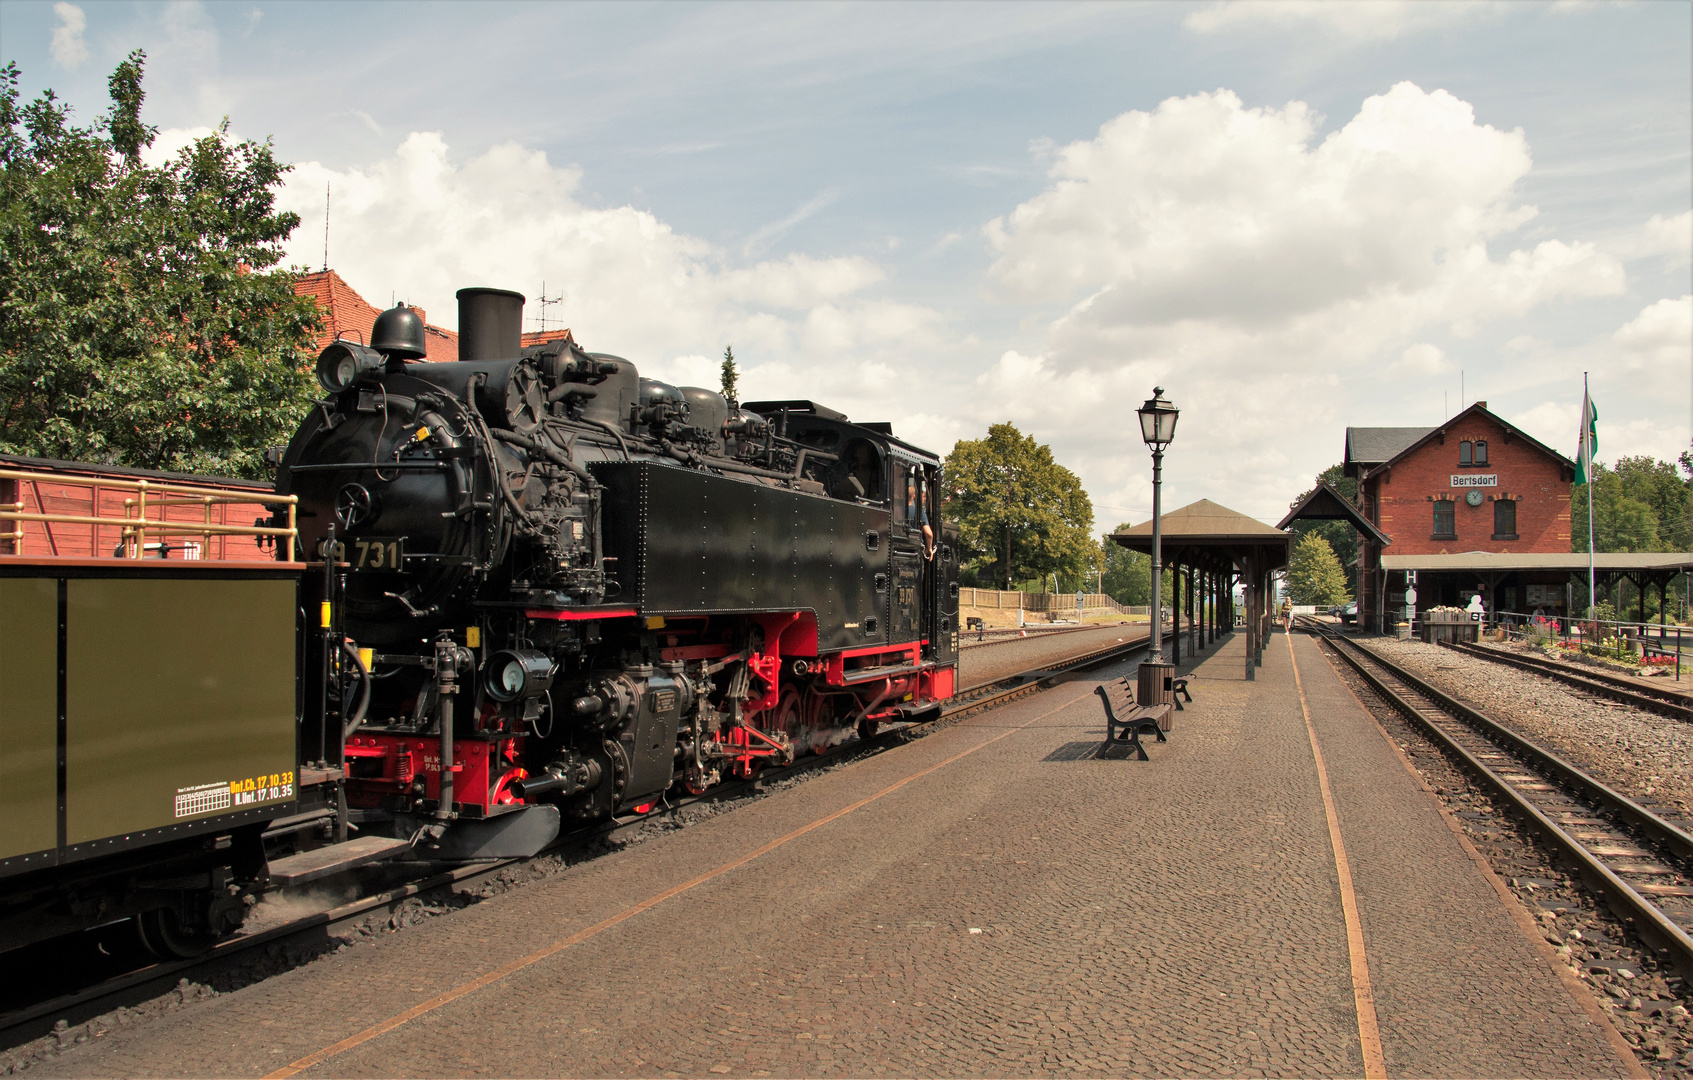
[456,287,525,362]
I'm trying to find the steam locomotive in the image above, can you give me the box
[278,288,960,859]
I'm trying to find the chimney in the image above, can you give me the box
[456,288,525,362]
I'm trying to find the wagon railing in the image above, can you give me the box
[0,466,297,562]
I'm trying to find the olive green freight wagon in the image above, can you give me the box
[0,566,299,876]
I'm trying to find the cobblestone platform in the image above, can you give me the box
[39,631,1638,1078]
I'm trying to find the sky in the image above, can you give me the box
[3,0,1689,529]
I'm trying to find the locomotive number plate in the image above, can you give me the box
[351,536,405,570]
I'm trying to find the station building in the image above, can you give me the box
[1337,401,1687,631]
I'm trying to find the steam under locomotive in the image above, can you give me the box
[278,288,960,858]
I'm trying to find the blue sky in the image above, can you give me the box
[4,0,1689,526]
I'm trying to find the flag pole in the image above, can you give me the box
[1585,372,1596,621]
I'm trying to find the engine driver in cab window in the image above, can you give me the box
[919,475,935,558]
[898,468,936,559]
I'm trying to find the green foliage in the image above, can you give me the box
[719,345,739,406]
[0,53,320,479]
[1286,463,1358,592]
[1098,524,1173,606]
[1571,456,1689,554]
[943,423,1094,589]
[1285,533,1351,606]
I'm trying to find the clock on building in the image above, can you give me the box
[1465,489,1484,507]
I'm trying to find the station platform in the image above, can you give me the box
[38,631,1639,1078]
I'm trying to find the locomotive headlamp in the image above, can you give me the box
[316,341,386,394]
[483,649,555,702]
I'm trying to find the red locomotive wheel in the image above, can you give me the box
[804,691,838,755]
[773,688,803,763]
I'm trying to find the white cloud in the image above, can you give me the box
[1386,343,1451,377]
[1511,400,1578,453]
[1526,405,1691,470]
[1616,211,1693,267]
[1612,295,1693,374]
[277,132,952,415]
[139,125,215,169]
[1183,1,1506,42]
[49,3,88,68]
[987,82,1621,357]
[964,81,1631,522]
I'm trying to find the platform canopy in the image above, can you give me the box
[1380,552,1691,573]
[1111,498,1291,570]
[1276,481,1391,548]
[1111,498,1290,678]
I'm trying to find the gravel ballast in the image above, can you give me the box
[1369,637,1693,818]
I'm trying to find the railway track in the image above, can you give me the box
[1441,639,1692,723]
[1298,618,1693,981]
[0,633,1153,1049]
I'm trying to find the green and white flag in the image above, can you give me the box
[1574,387,1598,485]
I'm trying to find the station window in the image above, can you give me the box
[1433,499,1456,537]
[1458,441,1472,466]
[1494,497,1516,538]
[1474,440,1489,465]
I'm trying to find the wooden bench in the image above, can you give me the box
[1095,677,1173,760]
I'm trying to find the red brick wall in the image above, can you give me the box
[1364,412,1571,555]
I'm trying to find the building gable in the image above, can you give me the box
[1356,402,1573,559]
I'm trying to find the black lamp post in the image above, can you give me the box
[1137,387,1179,660]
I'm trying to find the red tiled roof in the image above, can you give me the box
[294,270,460,362]
[521,329,575,349]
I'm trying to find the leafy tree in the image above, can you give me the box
[719,345,739,406]
[943,423,1094,589]
[1568,456,1690,622]
[1571,459,1683,554]
[1613,455,1689,551]
[1286,463,1358,593]
[1098,525,1173,606]
[1285,533,1351,605]
[0,53,319,479]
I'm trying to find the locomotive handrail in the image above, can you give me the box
[0,466,298,561]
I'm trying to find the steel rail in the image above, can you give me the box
[1,631,1162,1047]
[1441,639,1692,723]
[959,623,1127,650]
[1299,619,1693,978]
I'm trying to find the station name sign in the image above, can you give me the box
[1451,474,1498,487]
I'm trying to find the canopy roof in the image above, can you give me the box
[1381,552,1692,573]
[1111,498,1290,571]
[1277,481,1391,548]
